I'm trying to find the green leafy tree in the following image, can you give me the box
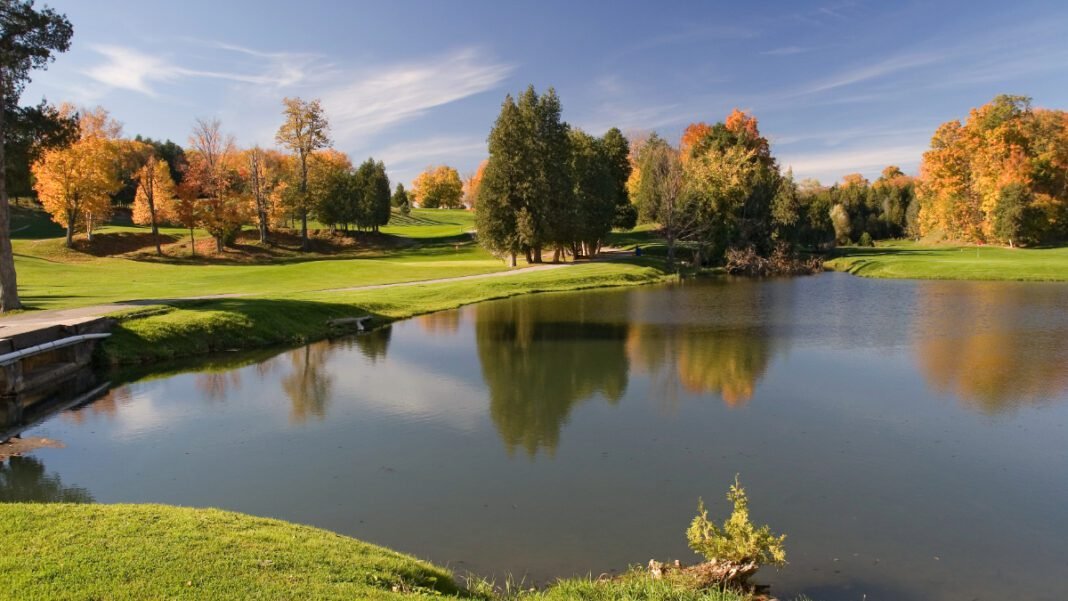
[633,134,689,266]
[275,97,331,250]
[568,129,615,257]
[0,0,73,311]
[992,182,1031,247]
[476,94,528,266]
[687,476,786,575]
[603,127,636,230]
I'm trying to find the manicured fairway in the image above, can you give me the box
[825,240,1068,281]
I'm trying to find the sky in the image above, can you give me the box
[20,0,1068,186]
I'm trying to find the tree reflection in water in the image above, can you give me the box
[476,294,629,457]
[0,455,93,503]
[915,281,1068,413]
[282,342,335,423]
[626,278,787,409]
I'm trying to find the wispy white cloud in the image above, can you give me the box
[779,144,926,183]
[84,45,178,96]
[319,48,512,145]
[790,53,941,97]
[83,43,322,96]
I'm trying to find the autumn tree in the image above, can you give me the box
[32,106,122,248]
[411,165,463,208]
[245,146,286,244]
[918,95,1068,245]
[682,110,779,263]
[463,159,486,208]
[0,0,72,310]
[305,148,352,231]
[186,118,247,253]
[275,97,330,250]
[132,149,177,254]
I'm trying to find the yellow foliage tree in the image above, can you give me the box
[132,152,178,255]
[32,106,122,248]
[411,165,463,208]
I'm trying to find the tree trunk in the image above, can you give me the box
[189,227,196,257]
[299,152,309,251]
[0,88,21,311]
[509,252,517,267]
[524,247,533,264]
[552,247,561,263]
[65,211,74,248]
[149,197,162,255]
[215,236,224,254]
[300,209,309,250]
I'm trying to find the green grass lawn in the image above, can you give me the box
[0,503,462,600]
[8,207,506,312]
[0,503,754,601]
[825,240,1068,281]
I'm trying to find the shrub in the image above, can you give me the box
[858,231,874,247]
[686,476,786,569]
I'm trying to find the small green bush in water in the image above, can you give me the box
[686,476,786,567]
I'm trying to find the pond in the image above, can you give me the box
[5,272,1068,600]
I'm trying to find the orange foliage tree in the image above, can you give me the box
[464,160,487,208]
[32,105,122,247]
[918,95,1068,245]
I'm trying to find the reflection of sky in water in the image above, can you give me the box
[12,272,1068,601]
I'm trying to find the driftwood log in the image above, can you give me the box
[648,559,776,599]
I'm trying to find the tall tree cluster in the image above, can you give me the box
[313,154,392,232]
[476,86,631,266]
[917,94,1068,246]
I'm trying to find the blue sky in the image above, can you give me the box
[21,0,1068,185]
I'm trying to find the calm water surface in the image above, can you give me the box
[6,273,1068,600]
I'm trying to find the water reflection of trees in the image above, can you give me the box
[0,455,93,503]
[915,282,1068,413]
[476,295,630,457]
[282,342,335,423]
[418,311,462,334]
[627,280,785,408]
[627,324,773,407]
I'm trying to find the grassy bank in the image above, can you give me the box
[0,503,751,601]
[104,259,671,364]
[9,207,505,312]
[825,240,1068,281]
